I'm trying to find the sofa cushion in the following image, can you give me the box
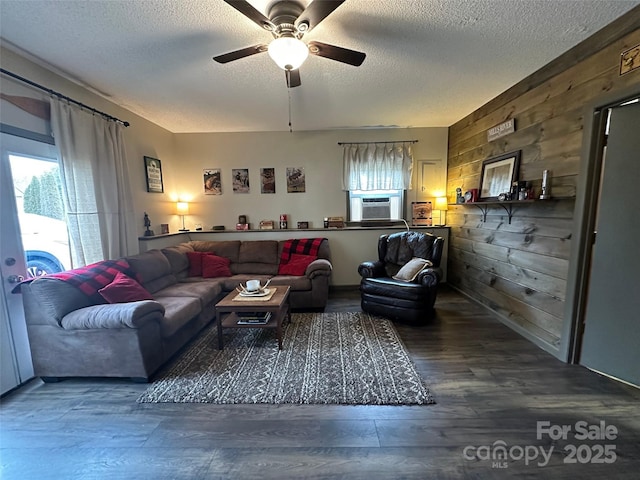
[161,243,193,276]
[202,255,232,278]
[219,275,271,292]
[278,254,317,276]
[189,240,241,263]
[98,272,155,303]
[231,262,278,275]
[155,281,222,309]
[125,250,177,294]
[268,275,312,291]
[153,296,202,338]
[239,240,278,264]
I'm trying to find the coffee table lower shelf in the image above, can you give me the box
[214,286,291,350]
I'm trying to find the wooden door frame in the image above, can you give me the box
[560,84,640,363]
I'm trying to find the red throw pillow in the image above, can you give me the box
[186,251,208,277]
[278,254,317,276]
[202,254,232,278]
[98,271,154,304]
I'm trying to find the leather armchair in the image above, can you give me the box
[358,231,444,324]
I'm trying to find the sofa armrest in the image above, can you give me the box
[306,258,332,279]
[415,267,442,287]
[60,301,165,330]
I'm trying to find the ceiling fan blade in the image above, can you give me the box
[286,69,301,88]
[223,0,275,31]
[213,44,268,64]
[295,0,345,33]
[308,41,366,66]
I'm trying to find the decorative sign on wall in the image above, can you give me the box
[411,201,432,226]
[620,43,640,75]
[487,118,515,142]
[144,156,164,193]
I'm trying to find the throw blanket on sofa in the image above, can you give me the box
[48,259,139,304]
[280,238,326,264]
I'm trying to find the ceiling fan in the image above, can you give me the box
[213,0,366,88]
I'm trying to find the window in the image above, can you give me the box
[342,142,413,223]
[348,189,405,222]
[8,153,71,276]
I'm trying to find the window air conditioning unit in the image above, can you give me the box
[362,197,391,220]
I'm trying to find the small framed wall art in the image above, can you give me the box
[232,168,250,193]
[286,167,305,193]
[144,156,164,193]
[261,168,275,194]
[204,168,222,195]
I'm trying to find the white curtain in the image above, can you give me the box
[342,142,414,191]
[50,99,135,266]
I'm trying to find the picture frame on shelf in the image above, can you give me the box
[297,221,309,229]
[259,220,274,230]
[479,151,521,201]
[144,156,164,193]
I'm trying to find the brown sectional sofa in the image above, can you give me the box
[20,238,331,382]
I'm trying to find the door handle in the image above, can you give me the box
[7,275,24,284]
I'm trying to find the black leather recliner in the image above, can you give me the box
[358,231,444,324]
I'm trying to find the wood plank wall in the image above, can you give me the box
[446,13,640,355]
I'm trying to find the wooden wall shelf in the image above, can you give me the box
[449,199,566,224]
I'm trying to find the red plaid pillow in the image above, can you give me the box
[278,254,316,276]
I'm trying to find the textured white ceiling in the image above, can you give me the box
[1,0,638,133]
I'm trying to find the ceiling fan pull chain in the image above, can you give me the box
[288,85,293,133]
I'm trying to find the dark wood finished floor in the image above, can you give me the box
[2,286,639,479]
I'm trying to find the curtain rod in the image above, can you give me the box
[0,68,130,127]
[337,140,418,145]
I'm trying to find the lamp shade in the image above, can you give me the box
[176,202,189,215]
[434,197,448,211]
[268,36,309,70]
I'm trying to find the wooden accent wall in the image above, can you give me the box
[446,13,640,354]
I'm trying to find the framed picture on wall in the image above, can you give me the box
[286,167,305,193]
[204,168,222,195]
[479,151,521,201]
[261,167,275,194]
[144,156,163,193]
[232,168,250,193]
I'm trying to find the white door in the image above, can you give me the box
[0,133,62,393]
[414,159,445,200]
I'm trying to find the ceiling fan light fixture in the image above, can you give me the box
[268,36,309,71]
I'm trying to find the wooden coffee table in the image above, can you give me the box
[215,286,291,350]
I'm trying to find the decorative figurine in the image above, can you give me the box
[456,187,465,204]
[143,212,155,236]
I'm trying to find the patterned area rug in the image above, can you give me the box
[137,312,435,405]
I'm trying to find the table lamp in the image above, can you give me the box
[434,197,448,226]
[176,202,189,231]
